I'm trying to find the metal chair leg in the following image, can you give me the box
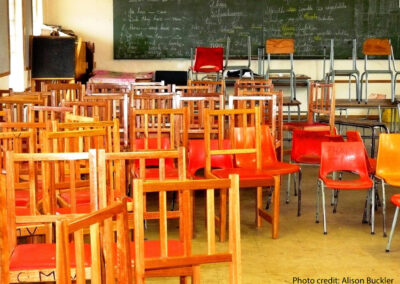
[286,173,291,204]
[297,170,302,217]
[371,186,375,235]
[316,180,321,223]
[321,183,327,234]
[386,207,399,252]
[382,180,387,237]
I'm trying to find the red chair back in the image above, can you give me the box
[188,139,233,176]
[291,129,331,164]
[346,130,375,174]
[320,142,370,179]
[134,137,174,168]
[193,47,224,73]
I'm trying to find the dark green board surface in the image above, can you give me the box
[113,0,400,59]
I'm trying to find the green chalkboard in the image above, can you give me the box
[113,0,400,59]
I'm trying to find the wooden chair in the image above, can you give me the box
[204,107,281,240]
[284,81,336,135]
[131,84,172,95]
[61,100,111,121]
[83,93,129,148]
[129,108,188,152]
[0,122,47,152]
[188,80,226,98]
[0,92,49,122]
[265,38,296,100]
[173,85,210,95]
[27,105,73,123]
[234,79,274,96]
[130,93,177,110]
[44,83,85,106]
[361,38,395,102]
[175,91,224,139]
[1,169,131,283]
[132,176,241,283]
[86,82,130,95]
[228,89,284,160]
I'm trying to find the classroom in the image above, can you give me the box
[0,0,400,283]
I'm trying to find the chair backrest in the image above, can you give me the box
[233,125,278,169]
[266,39,294,55]
[176,91,224,138]
[57,199,132,283]
[83,93,129,147]
[329,39,358,72]
[228,90,283,160]
[204,107,263,177]
[234,79,274,96]
[0,92,49,122]
[187,139,233,177]
[308,81,336,135]
[98,147,186,211]
[320,141,370,179]
[188,80,226,96]
[362,38,392,56]
[346,130,374,174]
[64,112,96,122]
[129,108,188,151]
[192,47,224,72]
[130,93,176,110]
[62,100,110,121]
[0,122,47,152]
[132,176,241,283]
[44,83,85,106]
[131,85,171,95]
[376,133,400,179]
[27,105,73,123]
[86,82,130,94]
[291,129,332,163]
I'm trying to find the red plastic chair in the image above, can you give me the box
[187,139,233,178]
[318,142,374,234]
[346,130,378,225]
[234,125,302,216]
[189,47,224,80]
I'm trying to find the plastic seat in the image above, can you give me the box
[376,133,400,249]
[188,47,224,80]
[318,142,374,234]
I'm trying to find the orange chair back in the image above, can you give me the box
[346,130,375,174]
[320,142,369,180]
[376,134,400,180]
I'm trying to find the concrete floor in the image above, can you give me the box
[146,164,400,283]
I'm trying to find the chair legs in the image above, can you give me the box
[381,180,387,237]
[297,170,302,217]
[386,207,399,252]
[318,179,375,235]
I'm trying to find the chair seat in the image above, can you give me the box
[130,240,185,259]
[9,243,91,270]
[15,190,43,207]
[263,162,300,175]
[321,176,373,190]
[56,203,92,214]
[60,189,92,205]
[390,194,400,207]
[382,176,400,187]
[212,168,274,186]
[294,154,321,164]
[196,66,222,73]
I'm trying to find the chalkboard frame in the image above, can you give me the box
[113,0,400,60]
[0,0,10,77]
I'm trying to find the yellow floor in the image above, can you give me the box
[147,166,400,283]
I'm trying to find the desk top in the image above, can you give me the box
[335,99,399,108]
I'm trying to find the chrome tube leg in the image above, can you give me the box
[316,180,321,223]
[331,172,337,206]
[386,207,399,252]
[371,186,375,235]
[382,180,387,237]
[297,170,302,217]
[321,183,327,234]
[286,173,291,204]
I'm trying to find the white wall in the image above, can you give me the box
[43,0,396,111]
[0,76,9,89]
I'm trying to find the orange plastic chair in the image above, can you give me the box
[318,142,374,234]
[189,47,224,80]
[376,133,400,244]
